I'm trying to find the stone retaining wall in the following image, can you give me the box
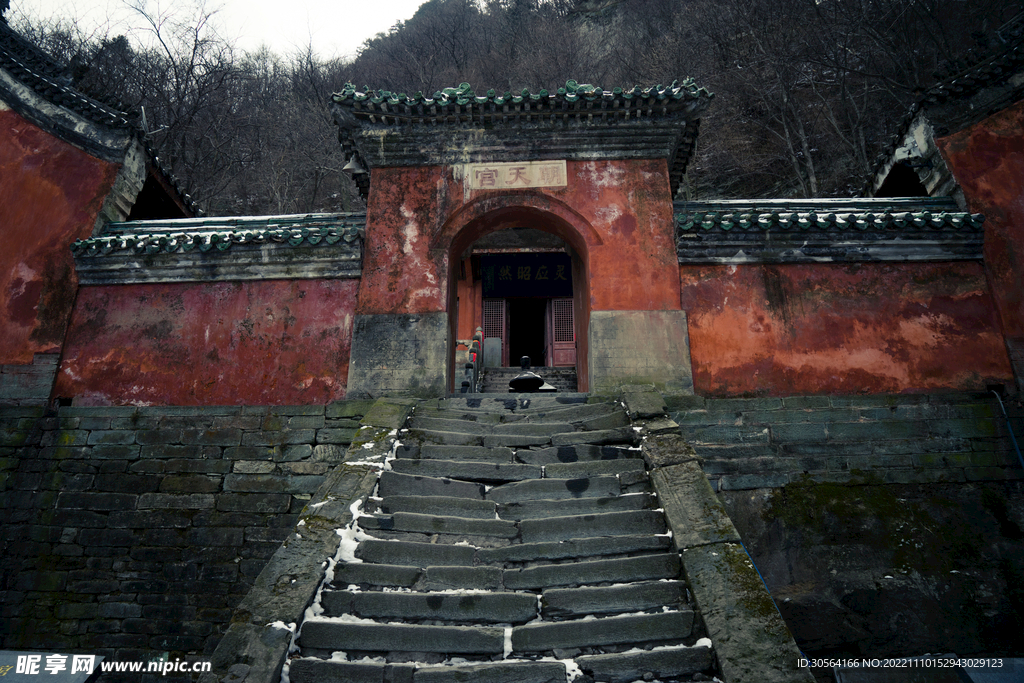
[666,393,1024,491]
[0,400,372,664]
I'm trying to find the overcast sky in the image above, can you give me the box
[9,0,427,60]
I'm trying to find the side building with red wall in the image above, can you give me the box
[0,20,191,406]
[867,28,1024,395]
[58,215,363,406]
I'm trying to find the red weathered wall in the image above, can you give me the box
[455,260,482,341]
[54,279,359,406]
[357,159,681,316]
[680,262,1011,396]
[936,99,1024,339]
[0,107,120,364]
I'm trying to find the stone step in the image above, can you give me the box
[441,394,588,412]
[413,661,567,683]
[496,492,657,521]
[412,406,513,422]
[485,476,621,503]
[576,646,715,683]
[389,459,543,483]
[321,589,538,623]
[541,580,687,619]
[356,528,507,548]
[405,428,485,446]
[572,410,631,431]
[518,509,666,544]
[550,427,638,447]
[332,563,505,591]
[425,403,625,431]
[514,444,637,465]
[478,535,672,565]
[510,610,695,653]
[370,495,497,519]
[288,659,571,683]
[288,659,414,683]
[299,620,505,654]
[502,553,682,590]
[409,416,575,436]
[360,512,519,539]
[419,445,514,463]
[481,433,553,448]
[507,396,595,412]
[417,565,502,591]
[542,458,646,479]
[377,471,485,500]
[333,562,421,589]
[354,539,476,567]
[509,402,620,422]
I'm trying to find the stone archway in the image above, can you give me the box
[436,195,599,392]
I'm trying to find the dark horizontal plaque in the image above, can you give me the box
[481,254,572,298]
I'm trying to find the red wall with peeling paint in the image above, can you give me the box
[936,99,1024,339]
[681,262,1011,396]
[357,159,681,316]
[54,279,359,406]
[0,108,119,364]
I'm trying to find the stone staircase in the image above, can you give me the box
[479,367,578,393]
[286,393,716,683]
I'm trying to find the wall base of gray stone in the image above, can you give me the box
[588,310,694,395]
[346,313,449,399]
[0,353,58,407]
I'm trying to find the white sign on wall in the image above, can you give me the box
[464,160,567,190]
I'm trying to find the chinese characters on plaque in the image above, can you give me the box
[481,254,572,298]
[464,161,567,190]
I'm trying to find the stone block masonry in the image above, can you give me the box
[666,393,1024,491]
[0,399,373,667]
[0,354,59,407]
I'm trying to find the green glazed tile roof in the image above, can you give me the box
[676,200,983,234]
[72,213,365,258]
[675,198,984,263]
[0,20,132,129]
[331,79,713,124]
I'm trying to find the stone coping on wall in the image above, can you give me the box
[70,213,364,285]
[675,197,984,264]
[626,385,815,683]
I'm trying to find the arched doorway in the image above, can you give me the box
[465,234,575,367]
[436,198,599,393]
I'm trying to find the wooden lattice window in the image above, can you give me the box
[483,299,505,341]
[552,298,574,343]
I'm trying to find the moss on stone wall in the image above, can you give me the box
[763,479,997,575]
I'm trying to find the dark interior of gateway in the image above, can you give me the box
[506,297,547,367]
